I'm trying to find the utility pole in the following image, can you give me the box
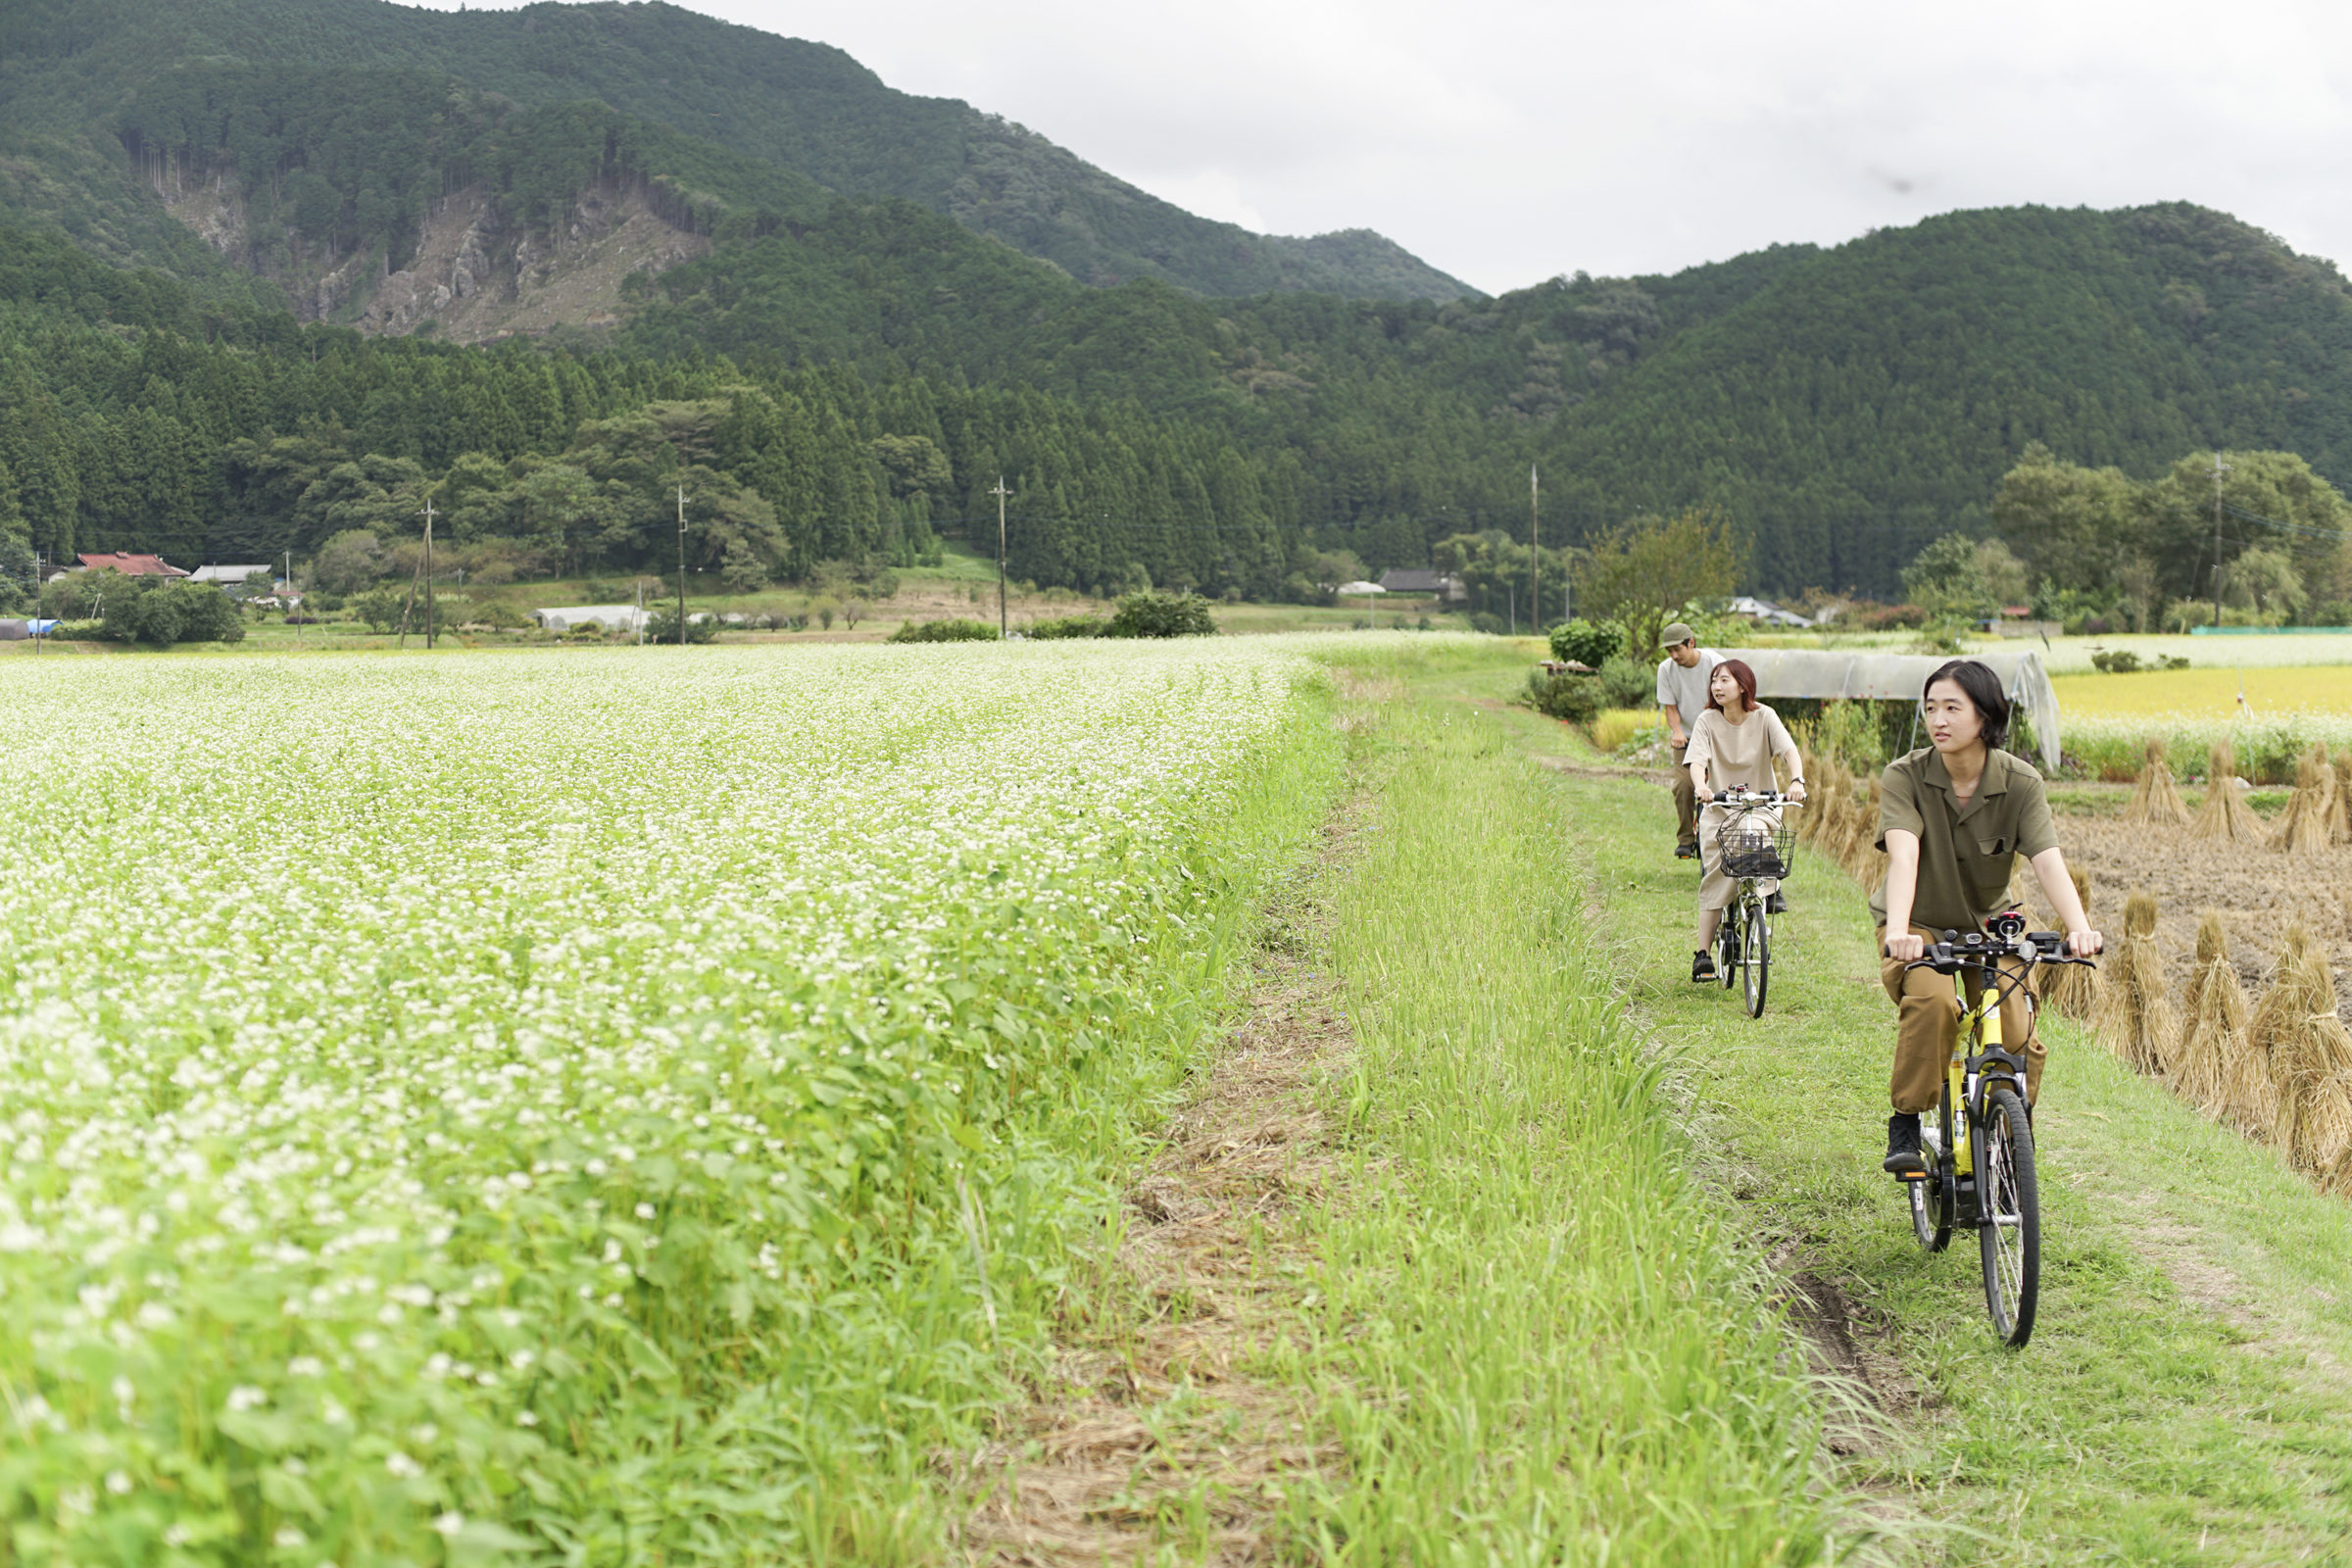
[419,496,438,650]
[2210,452,2231,630]
[286,548,303,648]
[676,484,689,647]
[989,476,1011,639]
[1529,463,1540,633]
[1508,582,1516,638]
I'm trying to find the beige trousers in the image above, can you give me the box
[1878,924,2043,1114]
[1672,742,1697,849]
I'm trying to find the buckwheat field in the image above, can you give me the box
[0,642,1335,1565]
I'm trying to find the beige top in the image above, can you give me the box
[1687,704,1800,794]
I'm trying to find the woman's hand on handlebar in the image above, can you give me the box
[1885,931,1926,962]
[1788,779,1807,804]
[2067,927,2103,958]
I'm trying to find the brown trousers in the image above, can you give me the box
[1672,741,1697,848]
[1879,924,2044,1114]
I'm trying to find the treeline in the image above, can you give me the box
[0,225,1303,597]
[1978,443,2352,629]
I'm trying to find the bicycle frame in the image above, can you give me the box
[1941,963,2032,1181]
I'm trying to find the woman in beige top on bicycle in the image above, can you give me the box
[1686,659,1806,981]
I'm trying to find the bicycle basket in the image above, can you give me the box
[1716,818,1796,879]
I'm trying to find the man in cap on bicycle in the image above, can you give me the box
[1654,622,1722,860]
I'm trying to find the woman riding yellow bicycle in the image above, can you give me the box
[1877,660,2102,1176]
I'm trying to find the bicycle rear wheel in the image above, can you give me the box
[1979,1085,2039,1347]
[1741,900,1770,1017]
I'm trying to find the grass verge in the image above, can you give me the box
[1258,647,1862,1562]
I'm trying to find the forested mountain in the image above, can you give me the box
[4,0,2352,604]
[0,0,1475,303]
[7,197,2349,610]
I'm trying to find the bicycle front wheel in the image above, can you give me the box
[1719,894,1743,990]
[1979,1085,2039,1347]
[1907,1169,1950,1251]
[1741,900,1770,1017]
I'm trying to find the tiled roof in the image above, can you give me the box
[75,553,186,577]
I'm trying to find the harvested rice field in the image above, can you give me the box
[2034,808,2352,1019]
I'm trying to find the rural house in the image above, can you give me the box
[1377,568,1467,603]
[74,553,187,578]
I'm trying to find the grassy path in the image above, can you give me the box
[959,640,2352,1562]
[1417,650,2352,1563]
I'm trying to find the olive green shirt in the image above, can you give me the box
[1869,746,2060,933]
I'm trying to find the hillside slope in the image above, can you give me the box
[0,0,1476,302]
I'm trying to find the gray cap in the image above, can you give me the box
[1661,622,1696,648]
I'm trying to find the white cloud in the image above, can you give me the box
[401,0,2352,294]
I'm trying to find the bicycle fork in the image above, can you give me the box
[1933,979,2023,1213]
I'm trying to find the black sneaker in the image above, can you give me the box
[1691,949,1717,982]
[1675,840,1699,859]
[1882,1113,1927,1178]
[1765,891,1788,914]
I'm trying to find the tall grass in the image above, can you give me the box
[1275,679,1847,1560]
[1591,706,1654,752]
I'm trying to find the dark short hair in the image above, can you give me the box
[1923,660,2009,752]
[1708,658,1758,712]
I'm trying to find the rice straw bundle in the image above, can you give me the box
[2192,741,2265,843]
[2126,737,2191,826]
[2253,926,2352,1170]
[1801,751,1848,857]
[2095,889,2177,1076]
[2333,750,2352,844]
[2269,744,2337,856]
[1854,777,1887,891]
[2038,867,2102,1020]
[2171,910,2239,1113]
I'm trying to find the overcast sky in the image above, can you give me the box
[411,0,2352,296]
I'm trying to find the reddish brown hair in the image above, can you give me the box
[1708,658,1758,713]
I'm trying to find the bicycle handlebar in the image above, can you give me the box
[1708,789,1803,807]
[1893,926,2098,974]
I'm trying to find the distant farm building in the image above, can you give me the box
[533,606,652,634]
[188,564,272,588]
[1377,568,1466,603]
[74,553,186,578]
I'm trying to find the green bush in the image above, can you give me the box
[1104,591,1215,638]
[1526,671,1603,722]
[1547,617,1624,667]
[349,588,406,633]
[645,607,718,644]
[2090,650,2188,673]
[887,617,998,643]
[468,599,536,630]
[91,580,247,647]
[1595,656,1654,710]
[1027,614,1107,640]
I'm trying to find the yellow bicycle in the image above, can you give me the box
[1897,913,2095,1348]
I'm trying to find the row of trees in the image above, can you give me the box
[1957,443,2352,628]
